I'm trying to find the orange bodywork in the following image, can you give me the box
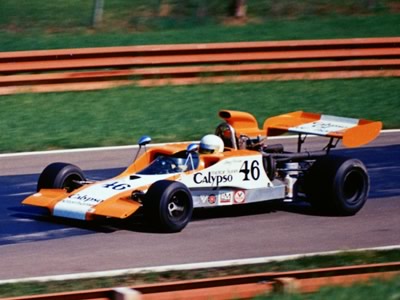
[91,193,141,219]
[119,143,191,177]
[23,188,142,219]
[219,110,265,137]
[23,189,68,209]
[341,119,383,147]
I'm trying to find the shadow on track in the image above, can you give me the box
[335,144,400,199]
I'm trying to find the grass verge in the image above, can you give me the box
[0,249,399,298]
[1,14,399,51]
[257,274,400,299]
[0,78,399,153]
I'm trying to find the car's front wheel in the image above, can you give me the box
[144,180,193,232]
[37,162,86,192]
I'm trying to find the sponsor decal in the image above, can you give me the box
[200,195,209,204]
[219,192,233,205]
[291,115,358,136]
[103,181,131,190]
[234,190,246,204]
[193,172,233,186]
[62,194,102,206]
[208,194,217,205]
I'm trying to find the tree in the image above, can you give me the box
[234,0,247,18]
[92,0,104,28]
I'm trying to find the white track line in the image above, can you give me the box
[0,142,181,158]
[0,129,398,158]
[1,245,399,284]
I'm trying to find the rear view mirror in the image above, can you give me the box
[138,135,151,146]
[185,143,199,171]
[186,143,199,153]
[133,135,152,163]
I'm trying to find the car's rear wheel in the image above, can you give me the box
[304,156,369,215]
[37,162,86,192]
[144,180,193,232]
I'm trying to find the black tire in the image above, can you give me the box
[304,156,369,215]
[262,155,276,180]
[37,162,86,192]
[144,180,193,232]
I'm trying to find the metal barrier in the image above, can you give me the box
[0,37,399,94]
[2,262,400,300]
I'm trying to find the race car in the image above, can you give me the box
[22,110,382,232]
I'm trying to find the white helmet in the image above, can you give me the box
[199,134,224,154]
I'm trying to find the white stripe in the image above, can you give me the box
[0,129,397,158]
[320,114,359,124]
[8,191,32,197]
[53,201,94,220]
[0,228,77,243]
[0,244,399,284]
[0,145,144,158]
[289,114,359,136]
[0,141,192,158]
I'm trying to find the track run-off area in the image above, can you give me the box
[0,131,399,281]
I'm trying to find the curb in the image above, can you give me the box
[1,245,399,285]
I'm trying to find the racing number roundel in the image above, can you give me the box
[208,194,217,204]
[234,190,246,204]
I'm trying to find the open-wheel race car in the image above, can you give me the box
[22,110,382,232]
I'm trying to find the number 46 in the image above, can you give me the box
[239,160,260,181]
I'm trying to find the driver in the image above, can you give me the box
[199,134,224,154]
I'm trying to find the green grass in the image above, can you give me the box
[1,1,396,22]
[0,78,399,153]
[0,2,398,154]
[0,249,399,298]
[256,275,400,300]
[1,14,399,51]
[0,0,399,51]
[0,0,395,30]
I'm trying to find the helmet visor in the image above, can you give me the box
[199,148,215,154]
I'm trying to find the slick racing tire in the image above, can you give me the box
[304,156,369,216]
[37,162,86,192]
[144,180,193,233]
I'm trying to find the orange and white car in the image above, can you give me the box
[22,110,382,232]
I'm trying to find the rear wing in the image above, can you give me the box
[218,110,382,148]
[264,111,382,147]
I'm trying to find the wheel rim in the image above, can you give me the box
[343,169,366,204]
[62,174,83,192]
[167,191,190,222]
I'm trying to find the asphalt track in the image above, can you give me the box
[0,132,399,281]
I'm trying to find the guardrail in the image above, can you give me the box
[0,37,399,94]
[2,262,400,300]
